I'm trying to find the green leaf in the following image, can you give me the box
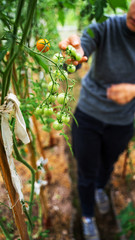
[97,15,109,23]
[27,49,49,73]
[107,0,128,10]
[32,54,49,73]
[69,110,79,127]
[60,130,73,155]
[0,49,7,61]
[87,28,95,38]
[63,1,75,9]
[46,118,55,123]
[58,9,65,26]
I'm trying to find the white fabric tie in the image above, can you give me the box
[36,157,48,173]
[1,93,30,201]
[34,180,48,195]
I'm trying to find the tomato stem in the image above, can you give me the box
[1,0,25,104]
[13,133,35,235]
[1,0,37,104]
[21,0,37,45]
[0,219,12,240]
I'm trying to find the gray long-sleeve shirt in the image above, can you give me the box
[77,14,135,125]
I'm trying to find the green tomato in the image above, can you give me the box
[41,82,48,88]
[56,111,62,120]
[70,49,77,58]
[42,125,51,132]
[0,20,4,39]
[46,92,56,103]
[75,52,82,61]
[34,86,41,92]
[52,53,63,63]
[57,93,69,104]
[53,69,61,78]
[35,106,43,115]
[66,45,74,51]
[27,104,33,111]
[43,106,53,117]
[53,120,63,131]
[52,53,59,63]
[62,114,70,124]
[48,81,59,93]
[60,70,68,80]
[66,45,76,57]
[67,64,76,73]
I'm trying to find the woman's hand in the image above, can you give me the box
[107,83,135,104]
[59,34,88,65]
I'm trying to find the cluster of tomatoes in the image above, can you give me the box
[35,38,80,131]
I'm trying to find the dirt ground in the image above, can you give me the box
[1,64,135,240]
[0,127,73,240]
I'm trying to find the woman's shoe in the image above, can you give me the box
[82,217,100,240]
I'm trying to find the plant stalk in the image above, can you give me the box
[0,219,12,240]
[1,0,25,104]
[13,135,35,222]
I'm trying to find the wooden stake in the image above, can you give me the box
[0,133,29,240]
[27,134,48,220]
[32,115,52,182]
[27,139,39,181]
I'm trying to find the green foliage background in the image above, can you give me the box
[0,0,131,105]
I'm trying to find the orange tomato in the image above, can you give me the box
[36,38,50,52]
[24,146,28,153]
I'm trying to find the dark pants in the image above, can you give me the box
[71,107,133,217]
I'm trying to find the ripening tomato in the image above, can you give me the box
[53,120,63,130]
[36,39,50,52]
